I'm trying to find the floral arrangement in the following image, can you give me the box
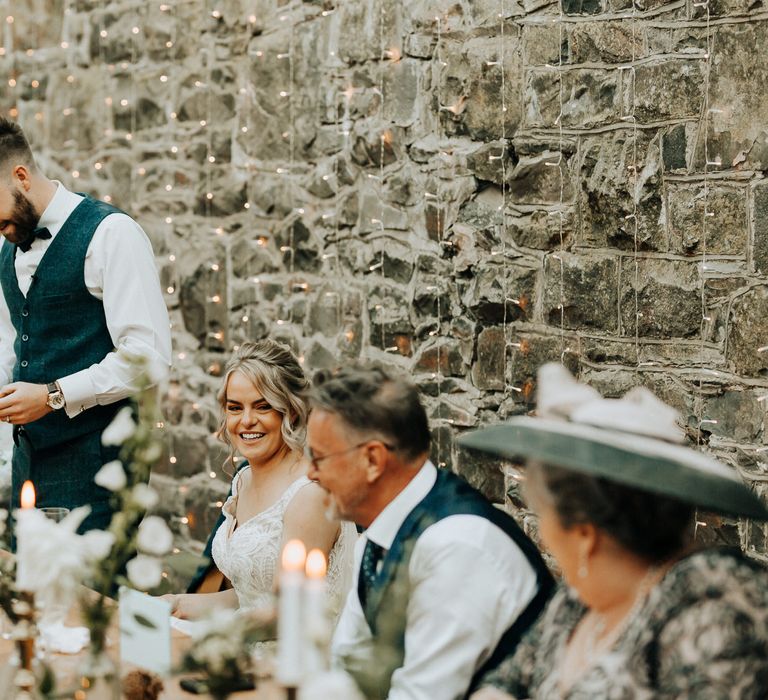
[78,360,173,657]
[298,670,366,700]
[3,357,173,699]
[179,608,276,700]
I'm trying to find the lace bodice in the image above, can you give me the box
[211,469,357,617]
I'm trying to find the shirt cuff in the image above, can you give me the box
[56,371,99,418]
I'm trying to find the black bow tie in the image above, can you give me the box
[17,227,51,253]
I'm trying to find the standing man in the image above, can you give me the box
[0,118,171,532]
[306,365,554,700]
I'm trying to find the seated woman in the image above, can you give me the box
[463,364,768,700]
[167,340,356,619]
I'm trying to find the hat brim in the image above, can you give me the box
[459,417,768,521]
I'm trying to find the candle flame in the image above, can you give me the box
[282,539,307,572]
[306,549,327,579]
[20,481,35,509]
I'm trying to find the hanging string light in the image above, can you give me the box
[433,14,448,468]
[619,0,641,370]
[694,0,716,448]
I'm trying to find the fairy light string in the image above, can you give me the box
[433,15,448,467]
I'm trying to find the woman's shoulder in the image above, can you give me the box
[648,547,768,639]
[283,477,325,512]
[645,548,768,692]
[658,547,768,604]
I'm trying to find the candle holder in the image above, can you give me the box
[9,591,38,700]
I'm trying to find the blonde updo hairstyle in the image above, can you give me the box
[216,339,309,471]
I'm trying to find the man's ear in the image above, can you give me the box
[12,165,32,191]
[363,441,389,483]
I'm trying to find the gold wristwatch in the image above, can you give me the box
[46,381,66,410]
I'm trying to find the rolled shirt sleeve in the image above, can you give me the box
[56,213,172,417]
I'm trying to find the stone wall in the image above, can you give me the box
[2,0,768,572]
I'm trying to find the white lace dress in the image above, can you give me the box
[211,469,357,618]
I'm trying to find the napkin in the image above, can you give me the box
[38,621,90,654]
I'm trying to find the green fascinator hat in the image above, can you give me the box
[459,363,768,521]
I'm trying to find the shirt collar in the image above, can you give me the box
[36,181,83,236]
[365,460,437,551]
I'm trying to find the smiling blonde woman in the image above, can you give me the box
[166,340,356,622]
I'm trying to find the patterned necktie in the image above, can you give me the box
[17,227,51,253]
[359,539,385,607]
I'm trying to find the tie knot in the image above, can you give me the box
[17,227,51,253]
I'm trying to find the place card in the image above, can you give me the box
[119,587,172,675]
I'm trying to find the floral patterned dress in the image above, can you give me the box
[480,548,768,699]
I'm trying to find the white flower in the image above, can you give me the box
[126,555,163,590]
[15,506,92,603]
[136,516,173,556]
[191,608,240,640]
[81,529,115,561]
[299,671,365,700]
[101,407,137,446]
[94,460,127,492]
[131,483,159,509]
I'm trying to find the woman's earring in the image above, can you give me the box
[577,550,588,579]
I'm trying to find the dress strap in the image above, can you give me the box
[231,463,252,496]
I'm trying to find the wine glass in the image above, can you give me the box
[36,506,73,655]
[39,507,70,523]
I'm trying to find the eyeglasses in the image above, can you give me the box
[306,440,393,469]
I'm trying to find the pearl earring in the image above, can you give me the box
[577,550,588,579]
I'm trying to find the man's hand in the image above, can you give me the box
[0,382,52,425]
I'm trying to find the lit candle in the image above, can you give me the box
[276,539,306,688]
[304,549,329,674]
[15,481,36,592]
[20,481,35,510]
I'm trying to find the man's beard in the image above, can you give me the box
[324,498,344,523]
[3,190,39,247]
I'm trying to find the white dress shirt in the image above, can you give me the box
[332,461,539,700]
[0,182,172,417]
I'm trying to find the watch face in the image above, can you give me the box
[48,393,65,410]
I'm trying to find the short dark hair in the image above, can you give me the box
[309,364,431,461]
[0,119,35,171]
[527,462,694,563]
